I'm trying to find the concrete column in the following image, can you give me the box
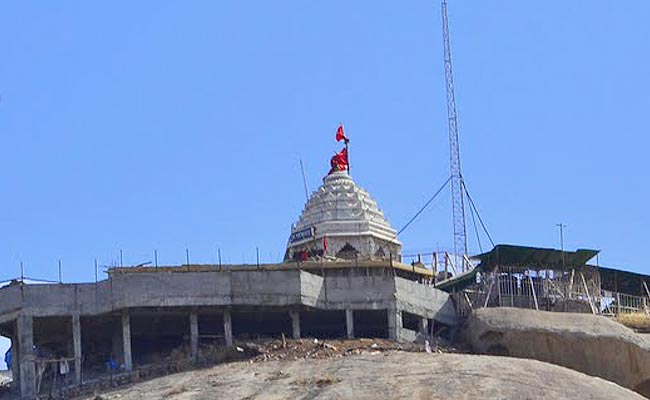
[345,309,354,339]
[17,315,35,399]
[419,318,429,336]
[112,325,124,365]
[290,310,300,339]
[387,308,402,341]
[223,311,233,346]
[72,314,82,384]
[121,310,133,371]
[10,333,19,389]
[190,311,199,362]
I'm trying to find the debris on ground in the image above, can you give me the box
[237,337,463,363]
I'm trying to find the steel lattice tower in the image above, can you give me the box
[441,0,469,271]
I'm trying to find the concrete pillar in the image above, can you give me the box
[112,324,124,366]
[223,311,233,346]
[190,311,199,362]
[387,308,402,341]
[290,310,300,339]
[72,314,82,384]
[345,309,354,339]
[17,315,35,399]
[121,310,133,371]
[10,333,19,389]
[419,318,429,336]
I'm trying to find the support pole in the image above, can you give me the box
[72,314,82,384]
[290,310,301,340]
[223,311,233,346]
[345,309,354,339]
[444,253,449,278]
[643,282,650,307]
[495,267,502,307]
[121,310,133,371]
[581,273,597,315]
[433,252,439,282]
[483,281,493,308]
[529,275,539,311]
[190,311,199,362]
[17,315,36,399]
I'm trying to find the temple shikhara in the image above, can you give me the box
[285,170,402,263]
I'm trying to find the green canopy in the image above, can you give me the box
[475,244,599,271]
[435,268,480,292]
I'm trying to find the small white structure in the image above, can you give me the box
[285,171,402,262]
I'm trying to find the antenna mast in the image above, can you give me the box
[441,0,469,271]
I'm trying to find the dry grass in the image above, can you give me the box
[616,312,650,331]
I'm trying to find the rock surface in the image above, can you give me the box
[82,352,643,400]
[464,307,650,397]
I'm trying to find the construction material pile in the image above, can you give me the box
[237,336,461,363]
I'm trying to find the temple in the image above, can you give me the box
[285,170,402,263]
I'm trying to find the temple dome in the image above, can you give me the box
[285,171,402,262]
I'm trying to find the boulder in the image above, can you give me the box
[464,307,650,397]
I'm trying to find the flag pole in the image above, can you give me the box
[345,140,350,175]
[337,122,350,175]
[342,122,350,175]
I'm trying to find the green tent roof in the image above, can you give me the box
[475,244,599,270]
[435,268,480,292]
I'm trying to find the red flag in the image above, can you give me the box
[323,235,329,251]
[329,147,349,174]
[336,124,348,143]
[338,147,348,164]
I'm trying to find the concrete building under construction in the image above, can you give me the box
[0,169,457,399]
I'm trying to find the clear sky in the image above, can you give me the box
[1,1,649,362]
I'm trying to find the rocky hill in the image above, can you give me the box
[85,352,643,400]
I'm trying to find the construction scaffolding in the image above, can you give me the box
[458,265,601,317]
[436,244,650,318]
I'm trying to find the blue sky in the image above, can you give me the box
[1,1,649,361]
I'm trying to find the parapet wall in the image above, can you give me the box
[0,265,456,326]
